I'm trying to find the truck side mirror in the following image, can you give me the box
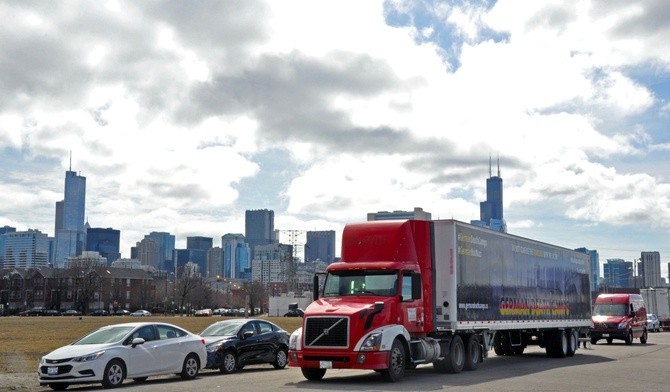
[313,275,320,301]
[412,273,422,300]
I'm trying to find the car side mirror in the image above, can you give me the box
[242,330,254,340]
[131,337,145,347]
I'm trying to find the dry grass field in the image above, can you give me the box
[0,315,304,374]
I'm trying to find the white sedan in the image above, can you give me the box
[647,314,661,332]
[38,322,206,390]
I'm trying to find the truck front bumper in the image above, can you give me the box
[591,329,628,340]
[288,349,390,370]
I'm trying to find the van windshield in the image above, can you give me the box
[593,303,628,317]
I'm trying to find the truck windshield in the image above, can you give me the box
[323,270,398,297]
[593,303,628,317]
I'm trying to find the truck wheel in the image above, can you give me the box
[590,337,598,345]
[464,335,480,371]
[301,367,326,381]
[624,330,633,345]
[640,330,648,344]
[381,339,405,382]
[566,330,578,357]
[446,335,465,373]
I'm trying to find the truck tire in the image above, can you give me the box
[381,339,405,382]
[464,335,480,371]
[445,335,465,373]
[566,330,578,357]
[300,368,326,381]
[546,331,567,358]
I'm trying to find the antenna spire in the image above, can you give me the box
[489,154,492,177]
[497,154,500,177]
[69,151,72,171]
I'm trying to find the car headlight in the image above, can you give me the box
[289,328,302,351]
[72,351,105,362]
[360,333,382,352]
[206,344,221,353]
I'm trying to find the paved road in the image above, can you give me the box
[13,332,670,392]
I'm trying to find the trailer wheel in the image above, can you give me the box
[566,330,578,357]
[463,335,480,371]
[381,339,405,382]
[546,331,567,358]
[300,368,326,381]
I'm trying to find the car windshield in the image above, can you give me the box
[323,270,398,297]
[593,303,628,316]
[73,326,135,345]
[200,321,244,337]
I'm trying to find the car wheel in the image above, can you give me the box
[101,359,125,388]
[624,330,633,345]
[48,383,69,391]
[301,367,326,381]
[381,338,406,382]
[640,330,648,344]
[180,354,200,380]
[273,348,288,369]
[219,350,237,374]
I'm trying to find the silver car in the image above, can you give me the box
[647,314,660,332]
[38,322,206,390]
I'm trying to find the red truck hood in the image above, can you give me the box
[305,296,393,317]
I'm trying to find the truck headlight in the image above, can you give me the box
[618,321,628,329]
[289,328,302,351]
[360,333,382,352]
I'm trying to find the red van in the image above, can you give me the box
[591,293,648,345]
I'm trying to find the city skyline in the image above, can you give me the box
[1,1,669,278]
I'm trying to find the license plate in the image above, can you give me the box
[319,361,332,369]
[602,333,609,337]
[47,367,58,375]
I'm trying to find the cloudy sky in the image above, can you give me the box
[1,0,669,278]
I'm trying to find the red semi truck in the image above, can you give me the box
[288,219,592,382]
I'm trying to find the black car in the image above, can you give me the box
[89,309,109,316]
[200,319,290,374]
[283,308,304,317]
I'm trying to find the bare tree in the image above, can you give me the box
[243,280,266,316]
[175,267,199,314]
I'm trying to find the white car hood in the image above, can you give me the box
[45,343,115,360]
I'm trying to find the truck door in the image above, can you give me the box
[400,271,424,333]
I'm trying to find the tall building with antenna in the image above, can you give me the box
[471,156,507,233]
[53,155,87,267]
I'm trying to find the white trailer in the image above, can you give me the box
[640,288,670,330]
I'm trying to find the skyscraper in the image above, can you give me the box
[2,229,50,268]
[245,209,275,261]
[86,227,121,265]
[305,230,336,263]
[186,236,212,277]
[471,156,506,232]
[222,234,250,279]
[640,251,662,288]
[144,231,175,271]
[53,168,86,267]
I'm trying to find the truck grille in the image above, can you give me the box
[304,316,349,348]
